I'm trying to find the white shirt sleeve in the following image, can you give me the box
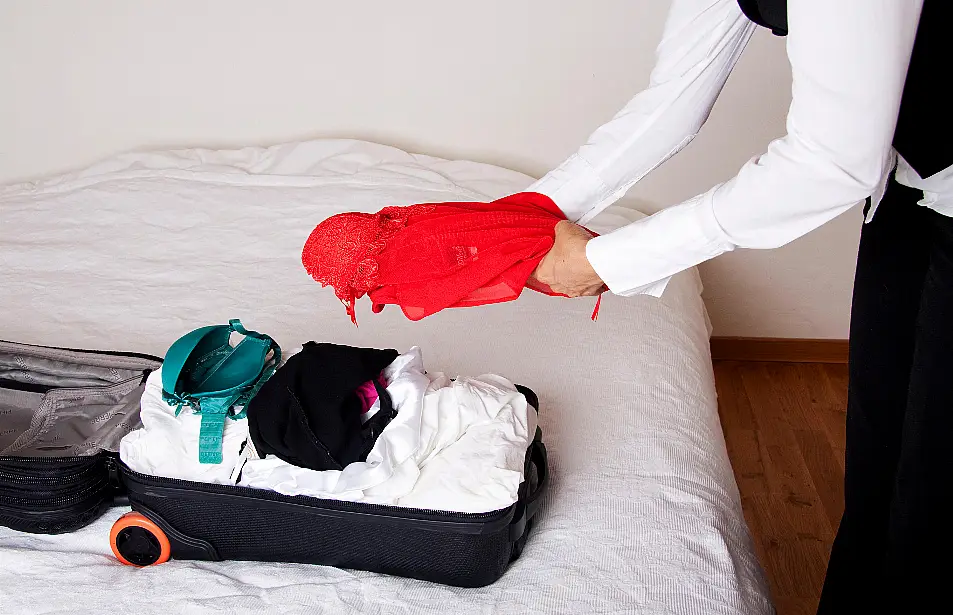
[585,0,923,297]
[529,0,756,226]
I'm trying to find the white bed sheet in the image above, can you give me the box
[0,139,771,615]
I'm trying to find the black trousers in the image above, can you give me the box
[818,177,953,613]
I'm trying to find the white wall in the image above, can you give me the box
[0,0,858,338]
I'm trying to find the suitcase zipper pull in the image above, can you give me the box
[105,456,122,489]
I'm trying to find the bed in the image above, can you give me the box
[0,139,772,614]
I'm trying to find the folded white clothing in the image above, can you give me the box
[119,368,249,484]
[238,347,538,512]
[395,375,533,512]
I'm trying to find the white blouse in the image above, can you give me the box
[529,0,939,297]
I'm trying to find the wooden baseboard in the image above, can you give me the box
[710,337,849,364]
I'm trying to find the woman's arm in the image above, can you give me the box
[585,0,923,297]
[530,0,755,226]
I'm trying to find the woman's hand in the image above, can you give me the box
[532,221,605,297]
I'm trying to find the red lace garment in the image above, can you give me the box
[301,192,601,324]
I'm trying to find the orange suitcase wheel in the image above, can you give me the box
[110,512,171,567]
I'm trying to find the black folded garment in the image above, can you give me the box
[247,342,399,471]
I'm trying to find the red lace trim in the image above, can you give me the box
[303,204,435,325]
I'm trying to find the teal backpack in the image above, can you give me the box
[161,319,280,464]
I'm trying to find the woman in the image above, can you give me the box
[527,1,949,612]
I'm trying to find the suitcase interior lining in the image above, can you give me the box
[0,344,157,457]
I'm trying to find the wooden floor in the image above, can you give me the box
[713,361,848,615]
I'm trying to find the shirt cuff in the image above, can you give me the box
[528,154,611,223]
[622,277,672,298]
[585,188,735,296]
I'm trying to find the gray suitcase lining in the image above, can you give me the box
[0,341,160,457]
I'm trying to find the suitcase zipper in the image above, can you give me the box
[0,456,100,470]
[0,464,98,485]
[0,456,101,483]
[0,456,111,508]
[0,481,110,523]
[121,465,511,523]
[0,478,107,505]
[0,339,163,363]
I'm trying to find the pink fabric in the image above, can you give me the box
[355,378,382,415]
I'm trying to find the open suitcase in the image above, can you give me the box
[0,339,549,587]
[0,340,161,534]
[113,416,547,587]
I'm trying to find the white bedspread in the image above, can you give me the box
[0,139,772,614]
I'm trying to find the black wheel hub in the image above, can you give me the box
[116,526,162,566]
